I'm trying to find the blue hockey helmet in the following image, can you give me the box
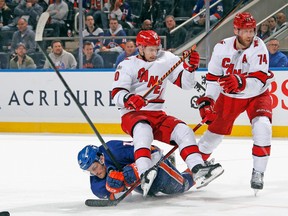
[78,145,103,170]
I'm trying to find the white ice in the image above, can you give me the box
[0,134,287,216]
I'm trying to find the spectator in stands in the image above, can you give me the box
[9,42,36,69]
[86,0,109,29]
[43,40,77,69]
[276,12,288,29]
[109,0,133,29]
[134,19,153,36]
[266,38,288,68]
[139,0,162,28]
[192,0,224,26]
[0,0,13,51]
[14,0,43,30]
[162,15,187,52]
[141,19,153,30]
[46,0,69,37]
[114,40,138,68]
[267,16,278,34]
[256,20,270,40]
[10,17,36,55]
[0,0,13,30]
[37,0,48,12]
[98,18,126,53]
[83,15,104,50]
[80,41,104,68]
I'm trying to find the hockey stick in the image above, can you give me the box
[143,0,244,99]
[85,119,206,207]
[35,12,122,171]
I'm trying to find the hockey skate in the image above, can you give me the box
[204,158,215,166]
[250,168,264,196]
[192,161,224,189]
[141,166,158,197]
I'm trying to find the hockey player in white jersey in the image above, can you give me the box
[112,30,224,196]
[195,12,274,194]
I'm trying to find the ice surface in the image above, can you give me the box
[0,134,287,216]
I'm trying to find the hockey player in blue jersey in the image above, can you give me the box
[78,140,194,200]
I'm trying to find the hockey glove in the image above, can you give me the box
[124,93,147,111]
[218,74,246,94]
[106,170,125,193]
[123,163,140,186]
[183,51,200,73]
[196,96,217,125]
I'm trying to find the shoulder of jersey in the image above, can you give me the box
[116,55,138,70]
[217,36,234,46]
[158,50,176,60]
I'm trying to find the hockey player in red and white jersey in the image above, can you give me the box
[112,30,224,196]
[195,12,274,194]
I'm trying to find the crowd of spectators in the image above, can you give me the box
[0,0,287,69]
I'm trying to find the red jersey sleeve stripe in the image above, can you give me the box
[173,71,183,88]
[111,87,129,99]
[247,71,271,85]
[206,73,221,82]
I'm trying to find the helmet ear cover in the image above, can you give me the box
[136,30,161,47]
[77,145,103,170]
[233,12,256,29]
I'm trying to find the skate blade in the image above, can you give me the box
[196,167,224,189]
[142,170,157,198]
[253,189,259,196]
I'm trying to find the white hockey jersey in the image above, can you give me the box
[206,36,274,100]
[112,50,197,116]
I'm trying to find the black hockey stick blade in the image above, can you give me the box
[85,177,140,207]
[85,199,119,207]
[0,211,10,216]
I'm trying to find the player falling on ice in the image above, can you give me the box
[195,12,274,195]
[112,30,224,196]
[78,141,195,199]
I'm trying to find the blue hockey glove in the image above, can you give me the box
[123,163,140,186]
[106,170,125,193]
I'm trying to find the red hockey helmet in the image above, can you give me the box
[233,12,256,29]
[136,30,161,47]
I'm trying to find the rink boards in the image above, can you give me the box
[0,68,287,137]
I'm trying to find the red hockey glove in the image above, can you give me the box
[124,94,147,111]
[123,163,140,186]
[218,74,246,94]
[183,51,200,73]
[196,97,216,125]
[106,170,125,193]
